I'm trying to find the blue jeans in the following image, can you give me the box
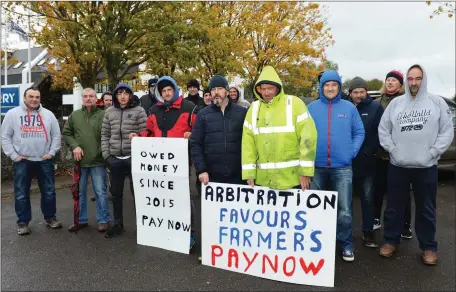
[13,159,57,224]
[353,169,375,232]
[310,166,353,252]
[78,166,111,224]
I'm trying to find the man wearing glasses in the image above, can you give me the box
[101,83,147,238]
[378,64,454,265]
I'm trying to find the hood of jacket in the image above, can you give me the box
[253,66,284,103]
[154,76,180,107]
[404,64,428,100]
[112,83,139,109]
[318,70,342,104]
[229,86,241,102]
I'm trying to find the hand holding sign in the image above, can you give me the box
[299,176,311,190]
[199,172,209,185]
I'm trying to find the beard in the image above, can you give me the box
[410,86,419,95]
[213,94,226,106]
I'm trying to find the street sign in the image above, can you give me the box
[1,86,20,114]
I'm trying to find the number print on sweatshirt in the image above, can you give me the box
[397,109,431,132]
[19,114,45,138]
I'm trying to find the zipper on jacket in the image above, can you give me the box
[223,111,228,175]
[120,109,124,156]
[327,101,332,168]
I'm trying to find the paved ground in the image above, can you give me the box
[1,169,455,291]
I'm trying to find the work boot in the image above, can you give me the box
[17,224,30,236]
[68,223,88,233]
[422,250,438,266]
[45,218,63,229]
[379,243,397,258]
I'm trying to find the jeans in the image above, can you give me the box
[310,166,353,252]
[353,168,375,232]
[384,163,438,251]
[13,159,57,224]
[109,157,135,225]
[78,166,111,224]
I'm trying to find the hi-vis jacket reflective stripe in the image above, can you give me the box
[242,66,318,190]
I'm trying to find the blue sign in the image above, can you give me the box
[1,87,20,114]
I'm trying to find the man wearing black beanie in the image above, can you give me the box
[185,78,205,108]
[140,78,158,116]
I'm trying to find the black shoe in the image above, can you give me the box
[90,197,96,202]
[105,224,124,238]
[373,218,381,230]
[363,231,378,248]
[68,223,88,233]
[401,226,413,239]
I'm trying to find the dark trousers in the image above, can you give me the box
[374,158,412,226]
[13,159,57,224]
[109,157,134,225]
[353,168,375,232]
[384,163,438,251]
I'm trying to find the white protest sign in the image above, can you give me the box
[132,137,191,254]
[201,182,338,287]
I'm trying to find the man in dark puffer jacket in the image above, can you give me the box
[101,83,147,238]
[191,75,247,186]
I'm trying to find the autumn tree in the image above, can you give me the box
[426,1,455,18]
[235,2,333,100]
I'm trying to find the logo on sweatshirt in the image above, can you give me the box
[337,114,347,118]
[397,108,432,132]
[19,114,45,138]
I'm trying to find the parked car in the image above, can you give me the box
[439,96,456,167]
[301,95,456,167]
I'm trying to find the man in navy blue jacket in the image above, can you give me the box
[349,77,384,249]
[191,75,247,186]
[308,71,365,262]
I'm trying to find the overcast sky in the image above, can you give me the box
[324,1,456,97]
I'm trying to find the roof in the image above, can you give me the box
[0,47,47,75]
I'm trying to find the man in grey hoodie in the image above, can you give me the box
[1,86,62,235]
[378,64,454,265]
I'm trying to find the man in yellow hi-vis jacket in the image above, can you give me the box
[242,66,318,190]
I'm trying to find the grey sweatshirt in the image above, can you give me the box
[378,64,454,168]
[1,103,61,161]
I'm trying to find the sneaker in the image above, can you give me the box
[363,231,378,248]
[401,227,413,239]
[373,218,381,230]
[342,250,354,262]
[98,223,110,233]
[17,224,30,235]
[190,236,196,250]
[68,223,88,233]
[105,224,124,238]
[45,218,63,229]
[379,243,397,258]
[197,256,202,264]
[422,250,438,266]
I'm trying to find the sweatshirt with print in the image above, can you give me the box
[1,103,61,161]
[378,64,454,168]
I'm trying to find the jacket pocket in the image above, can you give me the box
[390,143,433,167]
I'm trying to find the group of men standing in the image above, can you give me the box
[1,63,453,267]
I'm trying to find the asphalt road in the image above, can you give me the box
[1,169,455,291]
